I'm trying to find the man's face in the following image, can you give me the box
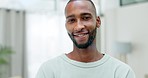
[65,1,100,49]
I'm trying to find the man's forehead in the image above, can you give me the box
[65,1,96,17]
[65,0,96,16]
[66,0,96,10]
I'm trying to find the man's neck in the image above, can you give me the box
[66,45,103,63]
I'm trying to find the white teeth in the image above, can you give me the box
[78,34,86,37]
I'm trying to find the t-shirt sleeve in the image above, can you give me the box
[126,68,136,78]
[35,63,54,78]
[116,66,136,78]
[35,66,46,78]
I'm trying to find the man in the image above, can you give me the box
[36,0,136,78]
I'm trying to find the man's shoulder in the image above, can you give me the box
[107,55,135,77]
[45,54,63,64]
[105,54,135,77]
[106,54,132,69]
[36,54,64,78]
[40,54,64,69]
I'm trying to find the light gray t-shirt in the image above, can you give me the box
[36,54,135,78]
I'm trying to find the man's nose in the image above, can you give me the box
[74,20,85,32]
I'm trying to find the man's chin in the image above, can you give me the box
[75,40,88,45]
[75,42,90,49]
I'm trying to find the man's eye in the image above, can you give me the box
[68,19,76,23]
[83,16,91,20]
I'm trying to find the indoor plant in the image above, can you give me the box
[0,45,13,77]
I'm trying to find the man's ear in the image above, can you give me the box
[96,16,101,28]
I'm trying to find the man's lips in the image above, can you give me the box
[73,33,88,37]
[72,31,89,37]
[72,31,89,40]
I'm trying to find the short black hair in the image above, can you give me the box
[65,0,97,15]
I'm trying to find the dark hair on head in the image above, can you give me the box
[66,0,97,15]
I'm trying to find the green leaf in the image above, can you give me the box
[0,45,13,65]
[0,46,13,55]
[0,58,8,64]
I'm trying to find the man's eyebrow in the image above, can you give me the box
[66,15,75,19]
[66,13,92,19]
[81,13,92,16]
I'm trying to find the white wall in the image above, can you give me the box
[105,2,148,78]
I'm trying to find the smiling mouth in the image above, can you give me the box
[72,33,89,42]
[73,33,88,37]
[73,30,89,37]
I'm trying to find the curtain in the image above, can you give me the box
[0,8,25,78]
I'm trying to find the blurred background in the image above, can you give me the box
[0,0,148,78]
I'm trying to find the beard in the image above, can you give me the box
[68,27,97,49]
